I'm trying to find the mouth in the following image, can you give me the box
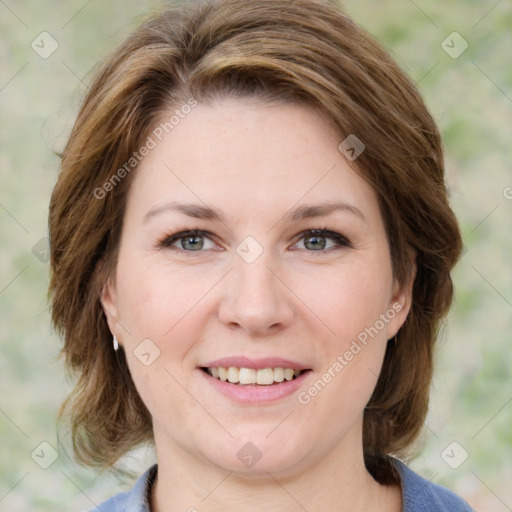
[200,366,312,385]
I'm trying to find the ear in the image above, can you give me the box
[386,252,417,340]
[100,275,121,341]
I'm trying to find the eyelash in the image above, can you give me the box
[156,226,352,254]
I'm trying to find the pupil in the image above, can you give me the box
[182,235,203,250]
[305,235,326,250]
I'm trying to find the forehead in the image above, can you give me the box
[125,98,380,225]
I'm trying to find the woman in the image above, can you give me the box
[48,0,474,510]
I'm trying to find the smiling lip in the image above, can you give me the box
[198,367,312,404]
[201,356,310,370]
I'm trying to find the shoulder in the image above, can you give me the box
[392,458,474,512]
[83,491,130,512]
[83,464,157,512]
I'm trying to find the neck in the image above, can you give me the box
[149,427,402,512]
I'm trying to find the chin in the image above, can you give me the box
[202,433,307,476]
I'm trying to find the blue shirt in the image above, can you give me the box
[85,458,474,511]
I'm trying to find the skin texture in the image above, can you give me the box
[101,98,413,511]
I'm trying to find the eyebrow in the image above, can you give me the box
[143,200,367,224]
[144,201,226,223]
[284,200,367,224]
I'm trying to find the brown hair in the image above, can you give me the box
[49,0,462,481]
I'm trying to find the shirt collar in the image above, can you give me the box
[126,463,157,512]
[125,458,454,512]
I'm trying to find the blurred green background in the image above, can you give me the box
[0,0,510,510]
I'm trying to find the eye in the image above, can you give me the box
[294,228,351,252]
[158,229,218,252]
[157,227,352,253]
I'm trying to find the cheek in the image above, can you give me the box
[294,259,392,397]
[294,261,393,419]
[293,258,393,343]
[115,262,210,428]
[114,258,219,396]
[116,257,211,342]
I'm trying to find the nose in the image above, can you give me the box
[218,251,295,336]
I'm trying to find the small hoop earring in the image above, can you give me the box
[113,335,119,351]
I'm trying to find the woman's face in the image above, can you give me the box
[102,97,412,477]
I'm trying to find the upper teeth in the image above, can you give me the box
[206,367,302,385]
